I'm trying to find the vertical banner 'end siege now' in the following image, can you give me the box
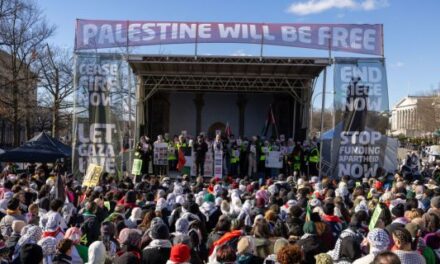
[329,58,396,179]
[75,20,383,56]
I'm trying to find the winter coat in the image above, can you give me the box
[254,238,271,259]
[237,254,264,264]
[142,240,172,264]
[0,213,26,238]
[52,253,73,264]
[80,213,100,246]
[296,234,324,264]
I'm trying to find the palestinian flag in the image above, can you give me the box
[261,104,278,138]
[176,148,186,171]
[225,122,232,138]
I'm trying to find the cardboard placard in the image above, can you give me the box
[83,164,103,187]
[265,151,283,168]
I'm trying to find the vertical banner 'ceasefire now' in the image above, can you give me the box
[332,58,390,178]
[73,53,127,176]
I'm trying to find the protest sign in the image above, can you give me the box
[131,158,142,175]
[369,205,383,230]
[332,58,390,178]
[82,164,103,187]
[265,151,283,168]
[73,53,129,177]
[154,142,168,165]
[214,150,223,178]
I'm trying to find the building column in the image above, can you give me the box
[398,110,401,129]
[193,93,204,135]
[236,94,247,137]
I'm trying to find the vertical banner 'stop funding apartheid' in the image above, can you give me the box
[329,58,396,179]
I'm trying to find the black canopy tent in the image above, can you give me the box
[0,131,72,163]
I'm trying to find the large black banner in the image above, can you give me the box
[73,53,132,177]
[331,58,391,178]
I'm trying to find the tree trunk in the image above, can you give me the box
[52,69,60,138]
[12,82,19,146]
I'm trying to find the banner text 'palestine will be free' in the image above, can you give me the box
[75,20,383,56]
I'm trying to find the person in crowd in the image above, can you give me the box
[0,137,440,264]
[392,227,426,264]
[0,198,26,239]
[87,241,107,264]
[52,239,73,264]
[353,228,391,264]
[276,244,303,264]
[193,135,208,177]
[167,243,191,264]
[373,251,402,264]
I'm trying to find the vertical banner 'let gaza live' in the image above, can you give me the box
[332,58,390,179]
[73,53,127,176]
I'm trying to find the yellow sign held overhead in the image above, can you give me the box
[82,164,103,187]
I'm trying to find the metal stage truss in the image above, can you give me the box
[128,55,330,139]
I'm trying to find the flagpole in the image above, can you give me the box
[318,67,327,180]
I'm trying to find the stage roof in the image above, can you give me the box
[128,55,329,94]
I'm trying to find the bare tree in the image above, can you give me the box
[0,0,55,146]
[38,45,73,138]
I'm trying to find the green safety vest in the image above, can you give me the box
[293,155,301,170]
[168,142,177,160]
[309,148,319,163]
[260,146,271,161]
[230,149,240,164]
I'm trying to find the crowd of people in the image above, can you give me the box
[0,135,439,264]
[135,133,321,179]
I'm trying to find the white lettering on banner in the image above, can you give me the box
[76,59,121,174]
[77,21,382,55]
[83,24,98,45]
[218,24,240,38]
[340,131,381,145]
[340,65,383,112]
[281,26,297,42]
[298,26,311,43]
[98,24,115,45]
[128,23,141,41]
[339,163,378,178]
[198,24,212,38]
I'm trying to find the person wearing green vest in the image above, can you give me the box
[230,142,240,178]
[177,135,191,175]
[166,134,178,172]
[258,140,271,180]
[308,143,320,176]
[289,143,303,175]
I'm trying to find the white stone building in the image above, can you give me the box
[389,96,440,137]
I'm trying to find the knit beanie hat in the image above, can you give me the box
[150,223,169,240]
[315,253,333,264]
[204,193,215,203]
[175,218,189,234]
[425,233,440,249]
[169,243,191,263]
[303,221,316,235]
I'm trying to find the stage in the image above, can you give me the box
[129,55,329,140]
